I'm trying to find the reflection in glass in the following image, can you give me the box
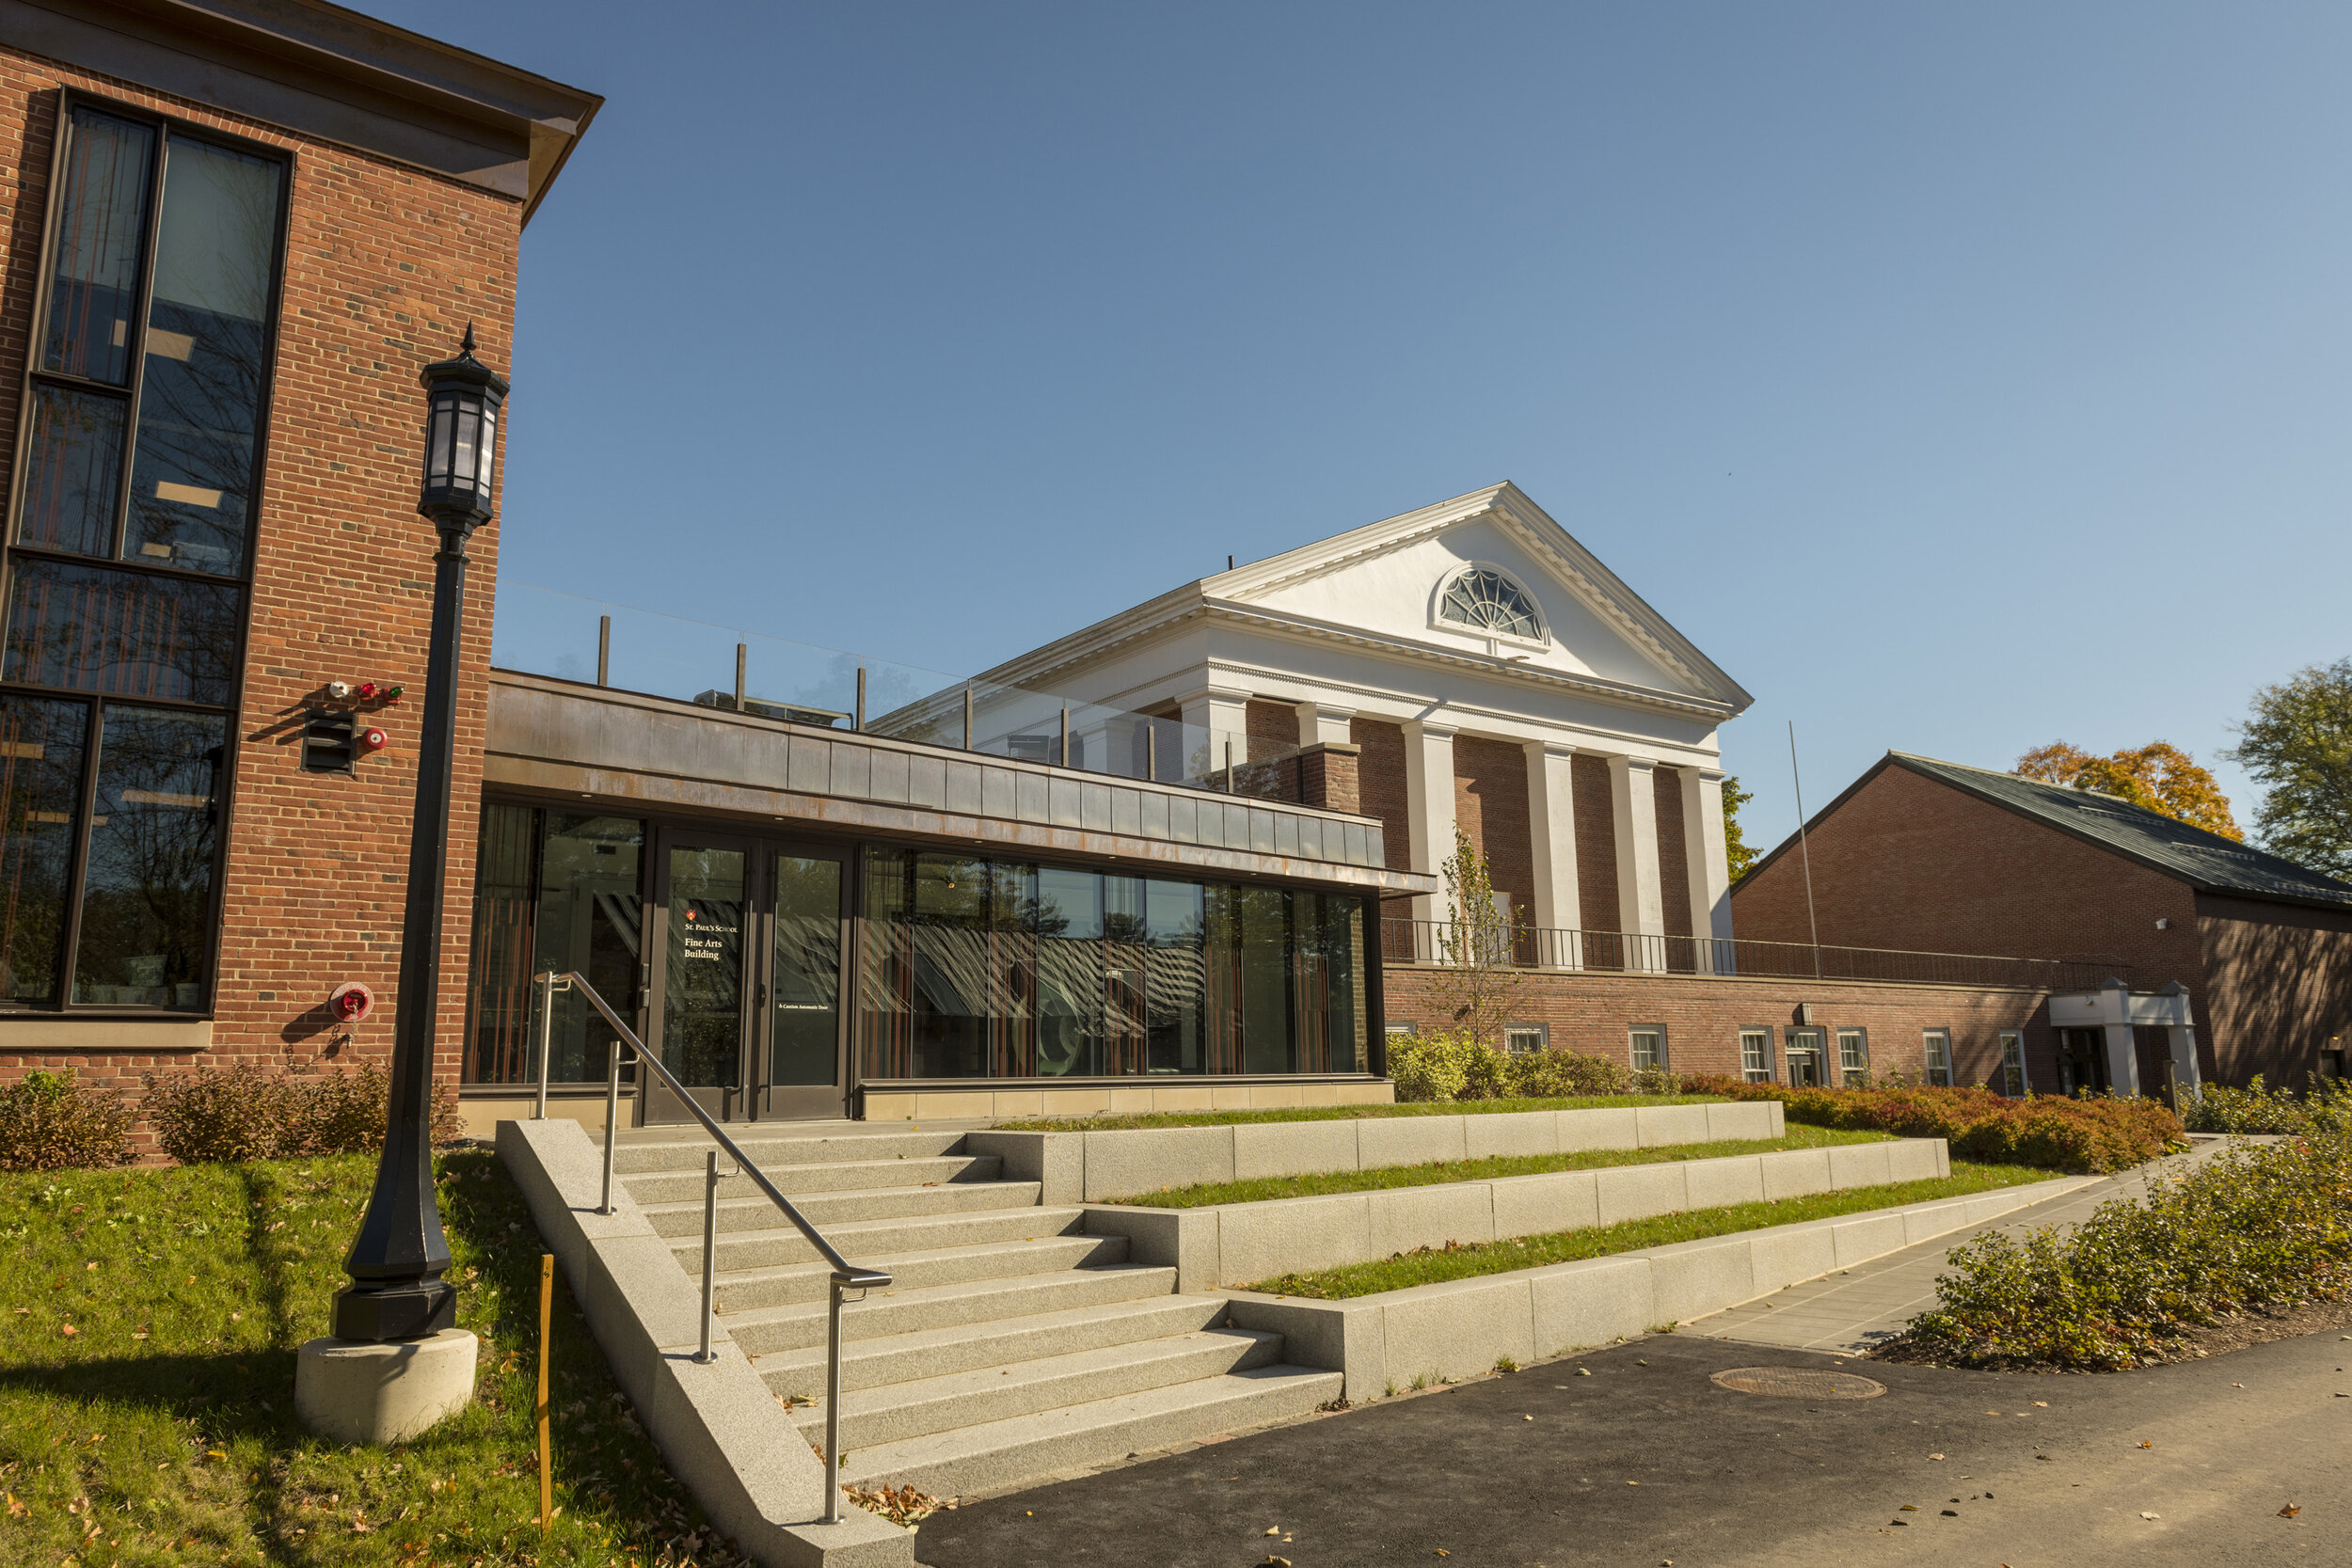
[1295,892,1367,1072]
[2,558,241,704]
[124,137,282,577]
[1142,879,1204,1073]
[0,697,89,1006]
[771,855,841,1086]
[663,846,744,1087]
[1034,866,1102,1077]
[72,705,223,1007]
[907,852,990,1078]
[1237,885,1294,1073]
[464,802,537,1083]
[535,815,644,1082]
[41,110,153,387]
[17,386,126,556]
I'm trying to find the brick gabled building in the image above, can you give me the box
[1731,752,2352,1089]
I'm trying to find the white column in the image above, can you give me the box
[1176,685,1250,784]
[2167,1024,2201,1093]
[1402,720,1458,928]
[1295,701,1355,749]
[1681,768,1735,974]
[1525,740,1582,969]
[2101,1022,2142,1096]
[1607,754,1666,969]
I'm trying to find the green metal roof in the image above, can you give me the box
[1883,752,2352,911]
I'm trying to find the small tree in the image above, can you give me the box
[1426,828,1520,1052]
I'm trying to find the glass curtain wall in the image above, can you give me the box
[860,847,1365,1080]
[463,805,644,1084]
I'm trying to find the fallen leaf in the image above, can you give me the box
[1928,1453,1945,1461]
[1899,1505,1916,1512]
[2137,1442,2153,1449]
[1577,1368,1592,1377]
[1266,1559,1291,1567]
[2279,1504,2301,1519]
[5,1495,24,1518]
[2140,1512,2160,1521]
[2032,1401,2048,1407]
[1523,1415,1533,1421]
[59,1324,76,1338]
[1265,1528,1280,1536]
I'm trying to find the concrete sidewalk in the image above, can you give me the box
[1687,1136,2244,1356]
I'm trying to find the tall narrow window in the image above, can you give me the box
[1629,1026,1666,1072]
[1998,1032,2028,1097]
[1740,1027,1772,1083]
[1836,1028,1868,1085]
[1,96,287,1015]
[1922,1028,1953,1087]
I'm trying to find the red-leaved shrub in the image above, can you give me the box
[1680,1077,2182,1173]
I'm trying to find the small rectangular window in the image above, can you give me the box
[1836,1027,1868,1085]
[1998,1032,2027,1097]
[1740,1027,1772,1083]
[1384,1021,1418,1037]
[1504,1023,1547,1055]
[1629,1026,1666,1072]
[1923,1028,1953,1087]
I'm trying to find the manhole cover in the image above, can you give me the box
[1709,1366,1886,1400]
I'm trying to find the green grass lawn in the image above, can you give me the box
[1104,1125,1898,1207]
[0,1149,748,1566]
[1243,1161,2060,1300]
[993,1093,1721,1133]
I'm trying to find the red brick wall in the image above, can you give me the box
[1655,766,1692,939]
[1245,699,1297,764]
[1352,718,1412,873]
[0,51,521,1104]
[1385,966,2050,1085]
[1572,752,1619,933]
[1453,736,1533,925]
[1727,762,2229,1074]
[1731,765,2204,979]
[2195,893,2352,1085]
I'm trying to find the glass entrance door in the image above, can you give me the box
[763,850,849,1119]
[647,833,752,1123]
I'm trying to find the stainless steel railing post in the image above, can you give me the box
[697,1150,720,1365]
[533,970,555,1119]
[601,1039,620,1215]
[825,1275,848,1524]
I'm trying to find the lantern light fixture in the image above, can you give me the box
[417,323,509,527]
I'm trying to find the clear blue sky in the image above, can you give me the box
[360,0,2352,854]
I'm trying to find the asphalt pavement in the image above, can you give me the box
[910,1323,2352,1568]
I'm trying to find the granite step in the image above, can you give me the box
[622,1153,1005,1206]
[711,1234,1133,1315]
[754,1291,1232,1392]
[636,1179,1040,1236]
[680,1205,1089,1274]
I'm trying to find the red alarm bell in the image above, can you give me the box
[358,726,389,752]
[329,981,374,1023]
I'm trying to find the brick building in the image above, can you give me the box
[0,2,598,1111]
[1732,752,2352,1089]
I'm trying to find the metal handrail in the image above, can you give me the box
[530,970,886,1526]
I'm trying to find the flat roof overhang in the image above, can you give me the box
[485,670,1437,898]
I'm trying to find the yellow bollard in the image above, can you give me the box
[537,1254,553,1530]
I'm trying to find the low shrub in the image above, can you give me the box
[0,1069,135,1171]
[1682,1076,2182,1173]
[143,1062,465,1165]
[1391,1034,1657,1103]
[1907,1129,2352,1370]
[2180,1075,2352,1136]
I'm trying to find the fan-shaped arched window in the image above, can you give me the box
[1436,565,1544,641]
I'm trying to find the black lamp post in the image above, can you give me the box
[333,326,509,1342]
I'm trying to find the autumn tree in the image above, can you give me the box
[2223,657,2352,877]
[2013,740,2240,840]
[1722,774,1758,882]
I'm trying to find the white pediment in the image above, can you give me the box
[1210,483,1748,707]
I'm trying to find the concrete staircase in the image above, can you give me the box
[603,1123,1341,1499]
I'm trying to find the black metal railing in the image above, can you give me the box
[1379,918,2125,992]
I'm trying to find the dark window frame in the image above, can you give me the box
[0,88,294,1017]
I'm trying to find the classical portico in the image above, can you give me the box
[950,483,1754,970]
